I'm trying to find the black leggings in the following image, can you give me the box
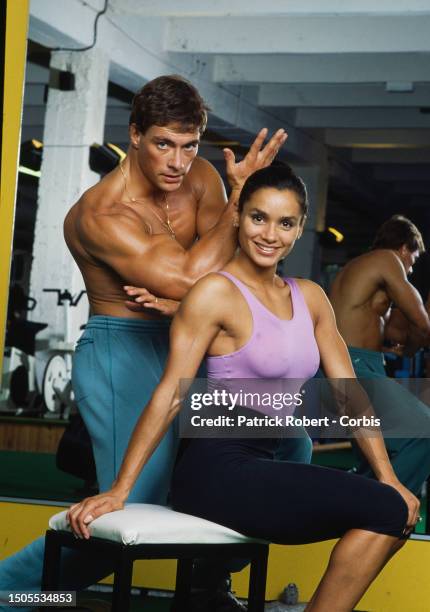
[171,438,408,544]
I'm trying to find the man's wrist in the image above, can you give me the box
[229,186,243,197]
[227,187,242,209]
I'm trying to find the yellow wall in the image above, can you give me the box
[1,501,429,611]
[0,0,29,374]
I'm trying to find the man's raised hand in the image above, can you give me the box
[224,128,288,192]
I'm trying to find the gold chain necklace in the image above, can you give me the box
[119,160,176,239]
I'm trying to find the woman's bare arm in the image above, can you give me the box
[302,280,419,529]
[67,274,230,538]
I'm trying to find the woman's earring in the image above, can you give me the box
[233,220,239,228]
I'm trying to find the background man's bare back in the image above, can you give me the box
[329,251,395,350]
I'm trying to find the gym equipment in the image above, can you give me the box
[39,288,87,419]
[1,286,87,419]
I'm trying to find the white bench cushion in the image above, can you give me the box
[49,503,266,546]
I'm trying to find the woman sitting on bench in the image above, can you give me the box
[68,165,418,612]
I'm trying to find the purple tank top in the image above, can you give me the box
[206,271,320,380]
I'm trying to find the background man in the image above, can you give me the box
[329,215,430,493]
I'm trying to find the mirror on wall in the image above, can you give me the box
[0,44,132,426]
[0,42,139,502]
[1,47,76,424]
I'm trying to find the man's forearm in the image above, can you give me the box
[402,326,429,356]
[400,314,430,354]
[385,308,429,355]
[182,190,239,287]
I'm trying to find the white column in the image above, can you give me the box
[280,160,329,281]
[29,48,109,346]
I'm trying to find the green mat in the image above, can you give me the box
[0,451,88,503]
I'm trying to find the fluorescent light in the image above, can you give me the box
[107,142,126,161]
[385,81,414,93]
[328,227,344,243]
[19,165,41,178]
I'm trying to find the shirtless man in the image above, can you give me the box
[330,215,430,493]
[0,76,288,612]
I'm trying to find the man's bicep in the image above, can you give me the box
[385,268,421,312]
[104,239,194,299]
[195,162,228,236]
[385,272,429,331]
[81,219,191,297]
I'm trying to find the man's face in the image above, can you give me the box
[400,246,420,275]
[131,122,200,191]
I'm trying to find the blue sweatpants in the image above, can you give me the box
[0,316,176,609]
[72,316,178,500]
[348,346,430,495]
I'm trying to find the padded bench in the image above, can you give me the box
[43,503,269,612]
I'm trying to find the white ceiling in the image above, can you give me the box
[26,0,430,255]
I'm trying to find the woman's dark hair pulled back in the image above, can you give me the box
[238,164,308,219]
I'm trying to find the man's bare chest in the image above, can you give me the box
[137,198,198,248]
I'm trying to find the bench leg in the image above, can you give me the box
[41,530,62,590]
[112,548,133,612]
[247,547,269,612]
[172,557,193,611]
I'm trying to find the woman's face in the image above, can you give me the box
[238,187,304,268]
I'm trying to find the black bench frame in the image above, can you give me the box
[42,529,269,612]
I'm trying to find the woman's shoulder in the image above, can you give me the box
[289,278,330,314]
[290,277,325,296]
[192,271,237,295]
[180,272,237,315]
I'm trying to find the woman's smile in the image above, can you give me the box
[253,241,280,256]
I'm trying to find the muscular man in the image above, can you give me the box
[0,76,290,612]
[329,215,430,493]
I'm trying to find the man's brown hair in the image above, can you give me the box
[129,75,209,135]
[372,214,425,253]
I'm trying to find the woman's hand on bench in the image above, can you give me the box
[67,488,127,539]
